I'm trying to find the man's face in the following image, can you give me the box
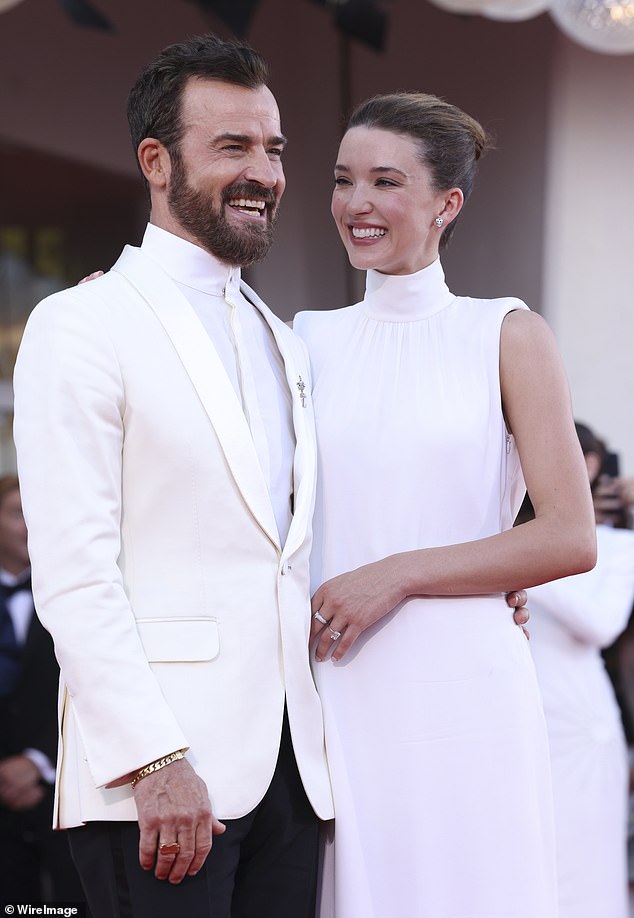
[166,78,286,267]
[0,487,29,575]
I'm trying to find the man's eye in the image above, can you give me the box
[269,148,284,158]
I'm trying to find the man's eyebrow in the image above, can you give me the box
[215,132,288,147]
[334,163,409,179]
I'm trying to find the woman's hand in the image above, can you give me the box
[311,557,407,662]
[311,567,531,662]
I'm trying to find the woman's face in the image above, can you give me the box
[331,126,461,276]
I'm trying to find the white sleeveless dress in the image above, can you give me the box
[294,259,558,918]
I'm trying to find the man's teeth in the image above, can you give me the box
[351,227,386,238]
[229,198,266,214]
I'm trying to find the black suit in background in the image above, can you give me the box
[0,584,85,903]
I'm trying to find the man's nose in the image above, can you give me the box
[244,148,280,188]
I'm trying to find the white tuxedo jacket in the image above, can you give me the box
[13,245,333,828]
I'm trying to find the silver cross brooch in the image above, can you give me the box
[296,376,307,407]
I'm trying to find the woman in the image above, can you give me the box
[293,93,596,917]
[527,423,634,918]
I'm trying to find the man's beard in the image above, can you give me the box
[167,155,278,268]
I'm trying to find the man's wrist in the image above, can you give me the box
[131,749,187,789]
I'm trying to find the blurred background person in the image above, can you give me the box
[617,479,634,516]
[522,423,634,918]
[592,454,633,531]
[594,458,634,888]
[0,475,84,903]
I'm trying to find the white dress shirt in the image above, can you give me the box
[141,224,294,544]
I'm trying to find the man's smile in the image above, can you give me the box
[227,197,268,218]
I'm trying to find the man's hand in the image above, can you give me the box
[593,474,626,525]
[78,270,104,284]
[618,476,634,508]
[0,755,45,811]
[506,590,529,639]
[133,757,226,884]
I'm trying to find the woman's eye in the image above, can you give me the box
[334,176,351,186]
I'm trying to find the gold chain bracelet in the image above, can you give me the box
[131,749,187,789]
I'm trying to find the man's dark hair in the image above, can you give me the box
[127,34,270,191]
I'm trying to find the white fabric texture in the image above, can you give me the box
[529,523,634,918]
[294,258,558,918]
[141,224,294,543]
[13,244,333,826]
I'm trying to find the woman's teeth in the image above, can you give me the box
[351,227,386,238]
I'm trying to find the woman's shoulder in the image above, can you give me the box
[499,305,555,351]
[294,302,358,321]
[293,303,359,336]
[458,294,530,318]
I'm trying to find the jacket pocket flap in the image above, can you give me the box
[136,617,219,662]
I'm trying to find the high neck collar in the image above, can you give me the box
[362,258,454,322]
[141,223,242,300]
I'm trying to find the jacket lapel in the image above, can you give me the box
[113,246,280,549]
[240,281,317,560]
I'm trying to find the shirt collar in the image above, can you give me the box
[0,567,30,588]
[141,223,242,300]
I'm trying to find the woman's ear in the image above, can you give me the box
[137,138,171,190]
[439,187,464,226]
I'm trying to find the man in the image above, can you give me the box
[0,476,84,903]
[13,35,332,917]
[14,32,528,918]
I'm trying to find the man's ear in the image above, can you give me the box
[137,138,171,190]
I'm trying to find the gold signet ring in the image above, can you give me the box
[158,842,180,857]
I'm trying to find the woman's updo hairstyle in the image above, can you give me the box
[346,92,490,249]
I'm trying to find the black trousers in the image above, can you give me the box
[68,714,319,918]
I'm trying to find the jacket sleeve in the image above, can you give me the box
[13,283,188,788]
